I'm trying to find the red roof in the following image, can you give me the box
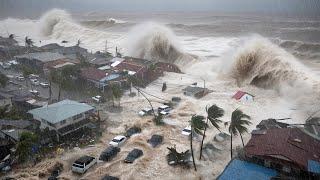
[116,60,146,73]
[81,67,107,81]
[232,91,246,100]
[244,128,320,170]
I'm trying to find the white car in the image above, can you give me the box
[29,89,39,96]
[30,79,40,86]
[40,82,49,88]
[71,155,97,174]
[109,135,127,147]
[138,108,153,116]
[29,74,40,79]
[92,95,103,103]
[182,126,192,136]
[16,75,25,81]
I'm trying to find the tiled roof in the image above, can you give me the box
[28,99,94,124]
[15,52,65,62]
[244,128,320,171]
[81,67,107,81]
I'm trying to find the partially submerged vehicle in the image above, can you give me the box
[166,147,191,167]
[124,149,143,163]
[102,175,119,180]
[29,89,39,96]
[138,108,153,116]
[109,135,127,147]
[125,126,141,137]
[158,105,172,115]
[147,134,163,148]
[181,126,191,136]
[40,82,49,88]
[99,146,120,161]
[92,95,104,103]
[71,155,97,174]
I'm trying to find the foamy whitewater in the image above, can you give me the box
[1,9,320,179]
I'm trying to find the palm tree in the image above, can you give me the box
[229,109,251,159]
[199,105,224,160]
[25,36,34,47]
[190,115,206,171]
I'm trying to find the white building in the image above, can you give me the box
[232,91,254,102]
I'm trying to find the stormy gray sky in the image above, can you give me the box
[1,0,320,18]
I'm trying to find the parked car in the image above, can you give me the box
[29,74,39,79]
[125,126,141,137]
[16,75,25,81]
[30,79,40,86]
[182,126,192,136]
[158,105,172,115]
[99,146,120,161]
[29,89,39,96]
[102,175,119,180]
[92,95,105,103]
[40,82,49,88]
[71,155,97,174]
[147,135,163,148]
[138,108,153,116]
[0,62,11,69]
[124,149,143,163]
[159,111,170,116]
[109,135,127,147]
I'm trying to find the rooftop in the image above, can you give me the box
[0,119,32,129]
[15,52,65,62]
[81,67,107,81]
[232,91,254,100]
[28,99,94,124]
[244,128,320,172]
[124,56,153,67]
[183,86,207,94]
[218,159,278,180]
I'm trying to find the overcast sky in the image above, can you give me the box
[1,0,320,18]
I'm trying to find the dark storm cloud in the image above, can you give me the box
[0,0,319,18]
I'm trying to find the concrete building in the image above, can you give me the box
[28,99,95,138]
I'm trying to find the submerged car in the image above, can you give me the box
[40,82,49,88]
[124,149,143,163]
[182,126,192,136]
[71,155,97,174]
[92,95,104,103]
[99,146,120,161]
[29,89,39,96]
[138,108,153,116]
[109,135,127,147]
[101,175,119,180]
[125,126,141,137]
[158,105,172,113]
[147,135,163,148]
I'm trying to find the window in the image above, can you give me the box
[73,113,83,120]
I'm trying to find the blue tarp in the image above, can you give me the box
[308,160,320,174]
[218,159,278,180]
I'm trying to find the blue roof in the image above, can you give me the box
[218,159,278,180]
[308,160,320,174]
[28,99,94,124]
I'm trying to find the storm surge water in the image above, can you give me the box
[124,22,197,68]
[225,36,320,115]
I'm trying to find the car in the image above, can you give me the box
[102,175,119,180]
[182,126,192,136]
[147,135,163,148]
[159,111,170,116]
[71,155,97,174]
[124,149,143,163]
[40,82,49,88]
[125,126,141,137]
[158,105,172,113]
[99,146,120,161]
[29,74,39,79]
[29,89,40,96]
[30,79,40,86]
[0,62,11,69]
[16,75,25,81]
[92,95,104,103]
[138,108,153,116]
[109,135,127,147]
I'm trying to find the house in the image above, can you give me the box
[218,159,278,180]
[28,99,95,139]
[0,119,35,130]
[81,67,108,89]
[305,117,320,138]
[0,92,13,108]
[182,85,209,98]
[244,128,320,177]
[256,118,289,130]
[88,52,113,66]
[232,91,254,102]
[0,36,18,47]
[15,52,66,73]
[41,43,88,60]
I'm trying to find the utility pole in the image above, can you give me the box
[105,40,108,53]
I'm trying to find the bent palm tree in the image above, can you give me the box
[190,115,206,171]
[199,104,224,160]
[229,109,251,159]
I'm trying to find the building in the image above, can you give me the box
[41,43,88,60]
[244,128,320,177]
[28,99,95,139]
[305,117,320,138]
[15,52,66,72]
[218,159,278,180]
[0,92,13,108]
[182,85,209,98]
[81,67,109,89]
[0,119,34,130]
[232,91,254,102]
[256,118,289,130]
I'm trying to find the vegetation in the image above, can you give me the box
[25,36,34,47]
[199,105,224,160]
[111,83,123,107]
[0,105,25,120]
[16,132,38,162]
[190,115,207,171]
[154,114,164,125]
[229,109,251,159]
[162,82,167,92]
[0,72,9,87]
[167,146,191,168]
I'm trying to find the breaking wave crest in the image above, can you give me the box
[124,22,197,67]
[277,39,320,60]
[39,9,72,36]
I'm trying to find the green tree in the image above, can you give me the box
[229,109,251,159]
[16,132,38,162]
[111,83,123,107]
[0,72,9,87]
[199,105,224,160]
[190,115,207,171]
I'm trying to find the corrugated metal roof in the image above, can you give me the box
[28,99,94,124]
[15,52,65,62]
[218,159,278,180]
